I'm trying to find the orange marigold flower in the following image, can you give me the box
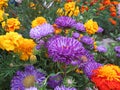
[2,18,21,32]
[109,6,116,12]
[80,5,88,13]
[16,39,36,61]
[108,18,117,25]
[111,1,119,5]
[99,5,105,11]
[53,24,62,34]
[110,12,117,17]
[31,17,47,28]
[102,0,111,6]
[91,64,120,90]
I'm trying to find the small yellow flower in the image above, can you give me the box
[0,10,8,22]
[75,69,83,74]
[57,8,64,16]
[30,54,37,64]
[64,2,76,12]
[31,17,47,28]
[73,6,80,16]
[29,2,35,8]
[84,19,99,35]
[65,29,69,34]
[2,18,21,32]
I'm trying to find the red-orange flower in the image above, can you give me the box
[91,64,120,90]
[109,18,117,25]
[110,12,117,17]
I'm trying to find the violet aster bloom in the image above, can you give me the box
[55,16,76,28]
[54,85,77,90]
[47,36,87,64]
[11,65,45,90]
[97,27,104,33]
[47,36,94,65]
[116,53,120,57]
[96,45,107,53]
[116,37,120,41]
[82,61,102,78]
[80,36,94,45]
[74,22,85,32]
[47,74,63,88]
[114,46,120,53]
[72,32,79,39]
[30,23,54,39]
[36,40,45,50]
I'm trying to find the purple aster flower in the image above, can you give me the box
[73,22,85,32]
[11,65,45,90]
[96,45,107,53]
[47,74,63,88]
[47,36,86,64]
[80,36,94,45]
[82,61,102,78]
[30,23,54,39]
[25,87,37,90]
[116,37,120,41]
[72,32,79,39]
[47,36,94,65]
[55,16,76,28]
[116,53,120,57]
[54,85,77,90]
[114,46,120,53]
[36,40,45,50]
[97,27,104,33]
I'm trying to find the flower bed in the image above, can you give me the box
[0,0,120,90]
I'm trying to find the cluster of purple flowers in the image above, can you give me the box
[96,45,107,53]
[80,36,94,45]
[114,46,120,57]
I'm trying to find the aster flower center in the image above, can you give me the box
[23,75,35,88]
[81,56,88,62]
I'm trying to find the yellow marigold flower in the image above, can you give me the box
[2,18,21,32]
[73,6,80,16]
[0,0,8,9]
[0,32,23,51]
[84,19,98,34]
[31,17,47,28]
[64,2,76,12]
[16,39,36,61]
